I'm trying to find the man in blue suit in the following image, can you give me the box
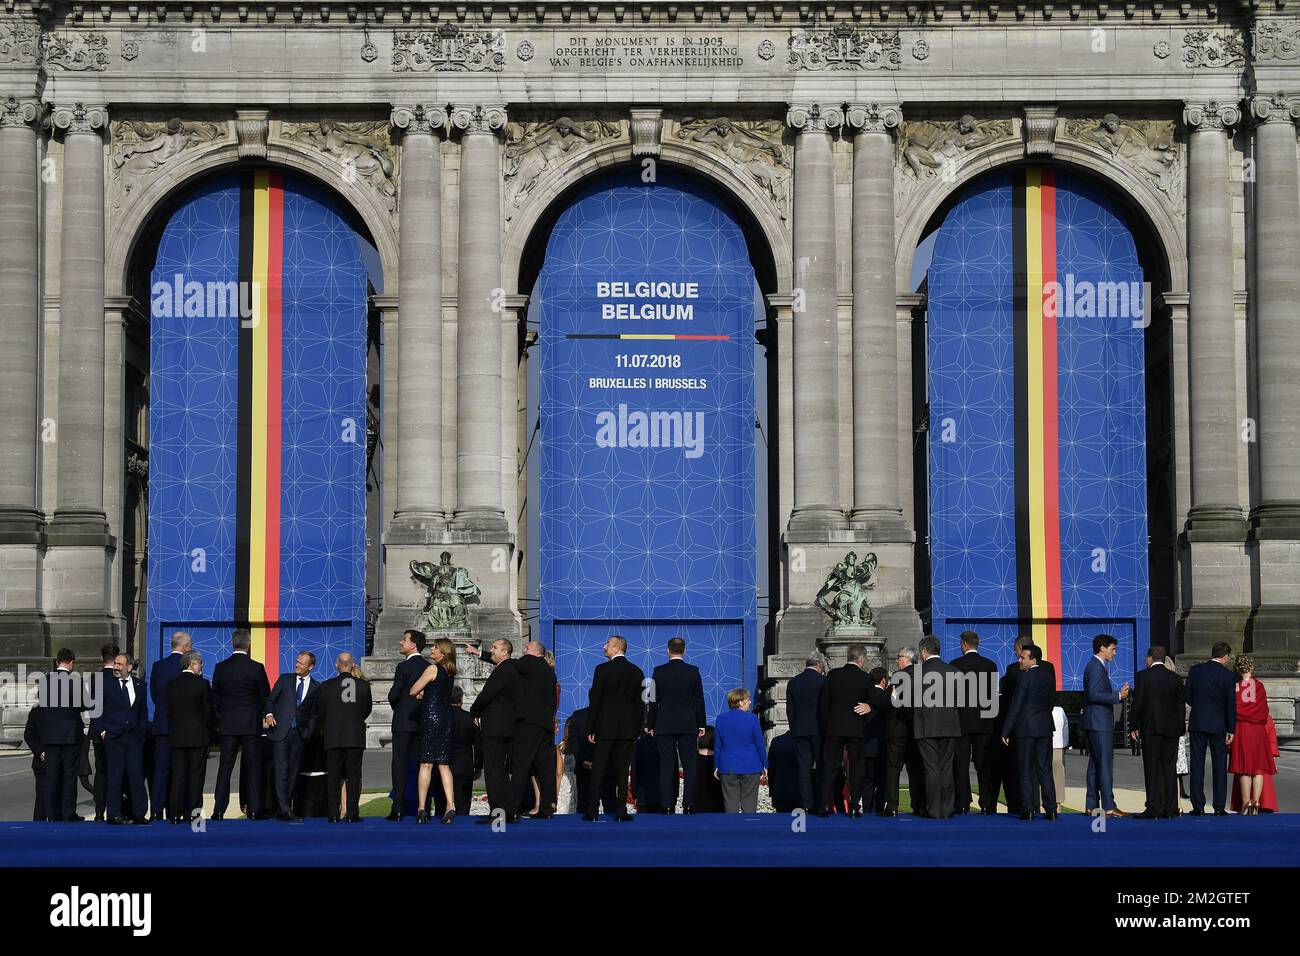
[1000,644,1057,820]
[264,650,321,821]
[1184,641,1237,816]
[91,653,150,825]
[148,630,191,821]
[1082,633,1130,818]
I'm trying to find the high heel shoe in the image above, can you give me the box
[441,809,455,825]
[416,810,430,824]
[1248,803,1259,816]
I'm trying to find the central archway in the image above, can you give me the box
[521,165,775,728]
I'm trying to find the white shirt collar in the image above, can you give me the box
[233,650,248,656]
[404,651,421,659]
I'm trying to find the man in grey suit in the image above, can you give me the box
[910,635,962,819]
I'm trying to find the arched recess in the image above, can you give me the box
[120,162,388,676]
[909,160,1180,688]
[895,140,1187,296]
[511,158,784,713]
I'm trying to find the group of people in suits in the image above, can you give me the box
[26,629,375,824]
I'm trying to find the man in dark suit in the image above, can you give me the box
[316,652,372,822]
[564,707,595,815]
[90,643,120,821]
[910,636,962,819]
[263,650,321,821]
[817,644,872,817]
[148,630,191,821]
[1082,633,1130,819]
[882,646,916,817]
[24,702,47,821]
[433,686,480,817]
[468,638,518,823]
[40,649,86,823]
[584,635,647,821]
[210,629,272,819]
[1184,641,1238,817]
[91,653,150,825]
[784,653,826,813]
[1130,646,1185,819]
[493,641,559,818]
[165,650,213,823]
[950,630,999,815]
[1001,643,1058,820]
[996,634,1058,814]
[646,637,708,814]
[385,629,427,821]
[861,667,893,812]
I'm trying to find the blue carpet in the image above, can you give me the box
[2,814,1298,867]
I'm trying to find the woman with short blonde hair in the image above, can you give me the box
[713,686,767,812]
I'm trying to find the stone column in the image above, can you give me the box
[786,104,843,531]
[845,103,907,532]
[46,103,116,656]
[0,96,46,655]
[390,104,448,532]
[1248,91,1300,659]
[50,104,110,534]
[1180,101,1249,654]
[450,104,508,533]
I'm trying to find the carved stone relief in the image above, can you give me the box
[1180,28,1245,69]
[1062,114,1183,205]
[391,24,505,72]
[503,116,621,221]
[280,119,397,210]
[894,115,1014,212]
[0,20,40,64]
[111,118,226,209]
[1253,21,1300,61]
[42,31,109,71]
[788,25,901,71]
[674,116,790,217]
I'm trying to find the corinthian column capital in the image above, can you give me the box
[50,102,109,135]
[0,96,43,130]
[449,104,508,136]
[1250,91,1300,126]
[1182,100,1241,132]
[786,103,844,134]
[844,103,902,134]
[391,103,449,137]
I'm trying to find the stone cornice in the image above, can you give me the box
[9,0,1256,29]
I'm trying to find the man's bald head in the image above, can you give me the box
[524,641,546,658]
[336,652,354,673]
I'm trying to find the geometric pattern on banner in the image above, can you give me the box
[926,168,1149,691]
[147,171,368,692]
[553,621,745,731]
[538,168,757,731]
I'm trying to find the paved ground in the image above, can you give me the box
[2,746,1296,821]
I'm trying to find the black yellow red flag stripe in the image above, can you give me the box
[1012,168,1064,688]
[233,170,285,683]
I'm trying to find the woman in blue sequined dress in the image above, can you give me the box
[410,638,458,824]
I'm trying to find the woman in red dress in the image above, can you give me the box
[1228,656,1278,815]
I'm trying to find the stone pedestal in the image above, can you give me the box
[818,626,884,671]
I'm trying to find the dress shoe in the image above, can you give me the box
[582,813,598,822]
[1134,811,1161,819]
[1018,811,1034,821]
[616,813,635,821]
[1189,808,1205,816]
[876,809,896,818]
[106,816,127,825]
[850,808,863,818]
[328,816,341,823]
[132,816,150,826]
[475,816,497,825]
[150,812,166,822]
[1214,809,1229,817]
[346,815,363,823]
[94,812,105,822]
[169,817,185,825]
[1105,809,1127,818]
[658,808,674,814]
[210,812,224,821]
[385,811,403,822]
[1044,811,1059,820]
[276,813,302,822]
[981,808,997,815]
